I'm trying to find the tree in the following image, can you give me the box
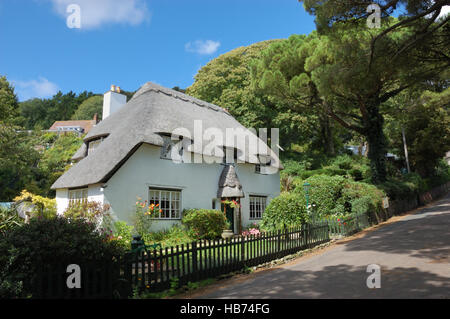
[37,132,83,197]
[0,76,19,123]
[16,91,95,130]
[384,87,450,177]
[187,40,315,150]
[250,33,338,156]
[297,1,449,182]
[71,95,103,121]
[0,126,40,201]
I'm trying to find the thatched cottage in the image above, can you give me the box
[52,83,282,234]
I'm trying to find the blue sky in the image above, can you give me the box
[0,0,316,101]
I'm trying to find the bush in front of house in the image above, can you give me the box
[142,225,194,248]
[260,193,308,231]
[13,190,57,219]
[182,209,227,240]
[0,206,23,237]
[112,221,135,250]
[0,216,125,298]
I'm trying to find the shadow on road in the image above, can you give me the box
[342,195,450,261]
[204,264,450,299]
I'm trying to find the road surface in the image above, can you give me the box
[197,194,450,298]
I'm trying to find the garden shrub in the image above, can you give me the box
[63,201,111,223]
[13,190,57,219]
[112,221,134,250]
[182,209,227,240]
[132,198,156,237]
[260,193,308,231]
[0,207,23,237]
[294,175,347,217]
[0,216,125,298]
[142,225,193,247]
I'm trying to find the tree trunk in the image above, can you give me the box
[320,113,335,156]
[365,104,387,183]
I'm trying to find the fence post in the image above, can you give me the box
[304,224,309,248]
[277,230,281,256]
[240,236,245,265]
[192,241,198,281]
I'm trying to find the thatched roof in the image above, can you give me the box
[217,165,244,198]
[52,82,282,189]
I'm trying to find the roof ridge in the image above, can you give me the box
[132,82,231,116]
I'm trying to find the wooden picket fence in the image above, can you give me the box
[126,222,329,293]
[32,223,329,298]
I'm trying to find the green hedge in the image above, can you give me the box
[260,193,308,231]
[182,209,227,240]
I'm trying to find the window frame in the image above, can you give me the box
[68,188,88,205]
[249,195,267,220]
[148,187,182,220]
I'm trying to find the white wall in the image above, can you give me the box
[103,144,280,232]
[55,184,104,215]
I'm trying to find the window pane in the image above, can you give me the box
[149,188,181,219]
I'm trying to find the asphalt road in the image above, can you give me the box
[198,194,450,299]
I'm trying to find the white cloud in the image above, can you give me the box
[185,40,221,55]
[49,0,150,29]
[12,77,59,101]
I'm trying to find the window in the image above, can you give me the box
[68,188,88,205]
[88,138,104,155]
[160,135,183,161]
[149,188,181,219]
[249,196,267,220]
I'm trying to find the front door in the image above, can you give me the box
[221,202,235,232]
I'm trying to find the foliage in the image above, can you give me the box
[260,193,308,231]
[63,200,112,234]
[384,88,450,177]
[142,225,193,248]
[182,209,228,240]
[289,174,386,219]
[132,198,158,237]
[16,90,94,130]
[37,132,83,197]
[71,95,103,121]
[112,221,134,250]
[0,216,125,298]
[0,207,23,237]
[0,125,40,201]
[0,76,19,123]
[13,190,57,219]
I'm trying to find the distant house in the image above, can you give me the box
[445,151,450,165]
[48,114,99,135]
[51,83,282,234]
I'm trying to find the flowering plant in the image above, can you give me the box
[241,222,261,237]
[221,199,240,209]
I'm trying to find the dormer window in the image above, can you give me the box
[160,135,184,161]
[88,137,104,155]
